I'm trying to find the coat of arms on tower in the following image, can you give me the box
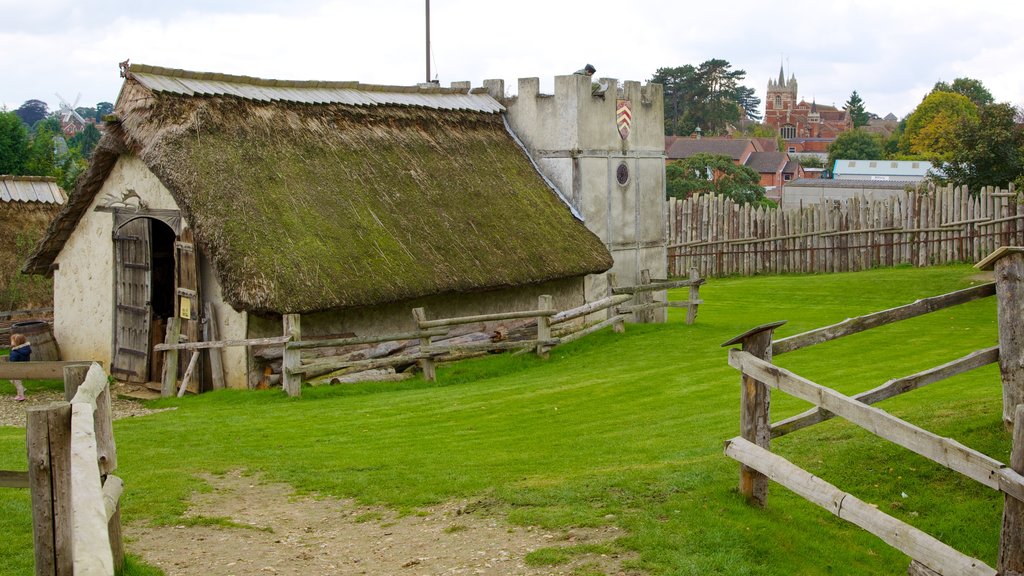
[616,99,632,140]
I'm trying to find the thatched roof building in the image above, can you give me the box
[27,64,611,315]
[24,64,613,387]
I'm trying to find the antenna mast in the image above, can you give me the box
[425,0,431,83]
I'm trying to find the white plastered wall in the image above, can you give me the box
[52,155,248,387]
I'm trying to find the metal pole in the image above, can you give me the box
[425,0,431,83]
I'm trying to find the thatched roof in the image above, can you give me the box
[26,64,612,314]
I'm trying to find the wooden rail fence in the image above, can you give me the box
[668,185,1023,278]
[719,247,1024,575]
[153,270,705,397]
[3,363,125,575]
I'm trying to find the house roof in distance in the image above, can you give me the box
[0,176,66,204]
[26,63,613,314]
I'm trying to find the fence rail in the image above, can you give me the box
[720,247,1024,574]
[668,185,1023,277]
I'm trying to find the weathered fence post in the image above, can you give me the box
[282,314,302,396]
[606,273,625,333]
[27,403,73,576]
[722,320,786,508]
[536,295,553,359]
[412,308,436,381]
[976,247,1024,429]
[638,269,653,323]
[203,303,226,390]
[160,317,181,398]
[1000,403,1024,575]
[686,267,701,325]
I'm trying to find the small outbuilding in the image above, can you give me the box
[0,176,66,310]
[25,64,614,389]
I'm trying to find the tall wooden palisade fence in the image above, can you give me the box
[667,185,1022,278]
[720,247,1024,576]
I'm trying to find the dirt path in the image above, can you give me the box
[128,471,637,576]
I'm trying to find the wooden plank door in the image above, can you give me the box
[174,228,201,385]
[111,218,152,382]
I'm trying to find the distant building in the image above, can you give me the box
[832,159,933,182]
[764,66,852,155]
[664,135,804,202]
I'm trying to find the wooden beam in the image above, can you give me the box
[411,308,435,381]
[536,295,553,359]
[0,361,97,381]
[0,470,28,488]
[160,317,180,398]
[772,346,999,438]
[557,314,629,346]
[724,437,996,576]
[154,334,291,352]
[203,303,225,390]
[287,329,449,350]
[772,283,996,355]
[611,277,705,295]
[686,267,701,325]
[730,350,1024,502]
[417,308,557,329]
[69,402,115,575]
[1001,405,1024,574]
[549,294,632,325]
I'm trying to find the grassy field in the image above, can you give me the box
[0,265,1009,575]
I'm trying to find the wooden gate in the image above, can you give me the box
[111,218,152,382]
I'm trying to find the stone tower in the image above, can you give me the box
[765,65,798,133]
[482,74,667,319]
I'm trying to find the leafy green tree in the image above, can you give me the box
[95,102,114,120]
[68,123,101,158]
[899,91,978,161]
[932,77,994,107]
[0,111,30,174]
[827,129,884,169]
[796,156,826,169]
[666,153,767,204]
[14,100,49,127]
[651,59,761,136]
[941,103,1024,193]
[844,91,869,128]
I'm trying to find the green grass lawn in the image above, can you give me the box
[0,265,1008,575]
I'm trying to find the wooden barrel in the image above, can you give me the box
[11,320,61,361]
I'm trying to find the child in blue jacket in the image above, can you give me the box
[10,333,30,401]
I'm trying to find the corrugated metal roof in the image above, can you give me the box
[833,159,933,178]
[0,176,66,204]
[129,64,505,113]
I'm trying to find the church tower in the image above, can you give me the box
[765,65,798,137]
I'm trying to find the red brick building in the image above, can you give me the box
[764,67,852,142]
[664,136,803,202]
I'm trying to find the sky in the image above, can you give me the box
[3,0,1023,120]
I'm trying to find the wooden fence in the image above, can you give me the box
[667,185,1024,278]
[720,247,1024,575]
[2,363,125,576]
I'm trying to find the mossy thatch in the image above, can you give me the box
[27,73,612,314]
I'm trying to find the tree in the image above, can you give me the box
[844,91,869,128]
[14,100,49,127]
[941,103,1024,193]
[899,91,978,161]
[932,77,994,107]
[651,59,761,136]
[0,111,30,174]
[666,153,767,204]
[95,102,114,121]
[827,129,884,170]
[68,123,101,158]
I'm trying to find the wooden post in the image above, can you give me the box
[638,269,653,323]
[1000,404,1024,575]
[412,308,435,381]
[686,267,701,325]
[27,403,73,576]
[68,366,117,476]
[62,365,88,402]
[176,351,200,398]
[722,320,786,508]
[976,247,1024,429]
[536,295,553,359]
[281,314,301,396]
[606,273,625,333]
[203,303,226,390]
[160,317,181,398]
